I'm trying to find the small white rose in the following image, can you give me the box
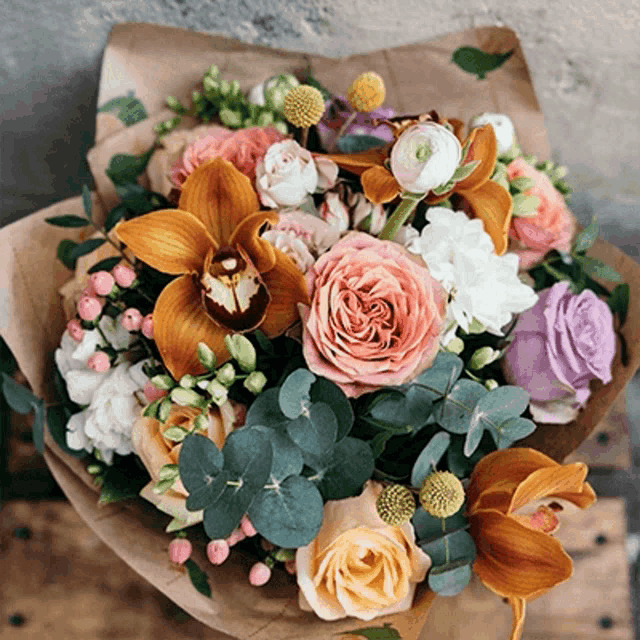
[319,191,350,234]
[390,123,462,193]
[469,112,516,156]
[261,230,316,273]
[274,210,341,255]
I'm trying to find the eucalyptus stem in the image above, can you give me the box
[378,193,423,241]
[330,111,358,151]
[442,518,450,565]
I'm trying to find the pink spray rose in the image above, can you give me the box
[503,281,616,424]
[507,157,576,269]
[171,126,287,187]
[301,233,446,398]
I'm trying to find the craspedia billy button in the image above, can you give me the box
[419,471,465,519]
[283,85,325,128]
[376,484,416,526]
[347,71,386,113]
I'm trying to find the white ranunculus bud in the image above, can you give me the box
[469,113,516,156]
[390,123,462,194]
[319,191,350,234]
[349,192,387,235]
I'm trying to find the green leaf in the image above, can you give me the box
[310,377,353,441]
[421,529,476,569]
[82,185,93,221]
[608,283,630,326]
[337,135,389,153]
[57,239,79,269]
[413,353,464,401]
[573,217,599,254]
[452,160,479,183]
[163,426,189,443]
[411,432,451,488]
[104,204,127,232]
[412,507,469,542]
[286,402,338,456]
[245,387,289,431]
[106,148,154,187]
[0,338,17,376]
[45,214,90,228]
[184,558,212,598]
[452,46,514,80]
[248,475,324,547]
[435,379,488,435]
[428,562,473,596]
[311,437,374,501]
[446,433,489,478]
[179,433,224,500]
[252,425,303,482]
[278,369,316,419]
[494,416,536,449]
[98,93,149,126]
[98,458,149,505]
[576,255,622,282]
[254,330,276,356]
[202,427,273,539]
[87,257,121,275]
[1,372,39,414]
[339,623,402,640]
[69,238,107,263]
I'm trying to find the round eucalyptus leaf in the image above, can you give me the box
[410,432,451,488]
[405,385,435,430]
[412,507,469,543]
[186,469,230,511]
[245,387,288,430]
[253,425,304,482]
[286,402,338,455]
[420,529,476,568]
[310,377,353,441]
[248,476,324,548]
[428,562,473,596]
[278,369,316,419]
[412,353,464,401]
[447,433,490,478]
[492,416,537,449]
[435,379,487,434]
[179,434,224,495]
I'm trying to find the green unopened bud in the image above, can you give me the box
[219,80,231,96]
[230,80,241,96]
[203,75,219,95]
[467,318,486,334]
[151,374,175,391]
[87,464,102,475]
[158,398,173,422]
[244,371,267,395]
[170,387,206,408]
[206,64,219,79]
[445,337,465,355]
[243,117,255,128]
[272,548,296,562]
[257,111,275,126]
[207,379,229,406]
[512,193,541,218]
[179,374,197,389]
[274,121,289,135]
[216,362,236,386]
[510,176,536,193]
[193,412,210,433]
[166,96,186,114]
[264,74,300,112]
[485,379,499,391]
[159,464,179,481]
[191,89,203,103]
[153,478,175,494]
[225,334,257,372]
[469,346,501,370]
[551,165,568,181]
[536,160,553,172]
[197,342,217,371]
[219,108,242,128]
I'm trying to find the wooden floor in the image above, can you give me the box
[0,394,634,639]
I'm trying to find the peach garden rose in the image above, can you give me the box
[300,232,446,397]
[296,480,431,621]
[507,157,576,269]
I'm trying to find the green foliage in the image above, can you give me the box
[179,434,225,510]
[86,257,122,274]
[98,93,149,127]
[452,46,514,79]
[410,432,451,488]
[337,135,388,153]
[278,369,316,419]
[428,563,473,596]
[45,215,91,228]
[1,373,45,454]
[82,185,93,221]
[609,283,630,326]
[106,148,155,187]
[184,559,212,598]
[573,217,599,254]
[287,403,338,456]
[97,455,150,504]
[412,506,469,542]
[339,624,402,640]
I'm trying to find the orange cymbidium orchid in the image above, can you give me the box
[115,157,309,380]
[467,448,596,640]
[324,119,512,255]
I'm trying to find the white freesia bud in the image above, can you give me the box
[349,192,387,235]
[390,123,462,194]
[319,192,350,234]
[469,113,516,156]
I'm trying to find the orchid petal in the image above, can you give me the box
[321,148,388,176]
[229,210,278,273]
[455,125,498,192]
[361,166,402,204]
[179,157,260,246]
[153,274,230,380]
[116,210,216,275]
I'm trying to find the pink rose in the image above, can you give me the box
[301,233,446,397]
[507,157,576,269]
[503,281,616,424]
[171,126,287,187]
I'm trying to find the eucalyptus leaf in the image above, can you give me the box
[492,416,537,449]
[340,623,402,640]
[186,469,230,511]
[245,387,289,431]
[451,46,514,80]
[410,432,451,488]
[98,94,148,126]
[434,379,487,434]
[428,562,473,596]
[44,214,91,228]
[337,134,388,153]
[248,475,324,547]
[278,369,316,419]
[178,433,224,495]
[412,507,469,542]
[310,377,353,441]
[573,217,599,254]
[252,425,304,482]
[286,402,338,455]
[47,404,86,458]
[413,353,464,401]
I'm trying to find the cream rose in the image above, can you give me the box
[132,402,243,530]
[469,112,516,156]
[296,481,431,621]
[390,122,462,193]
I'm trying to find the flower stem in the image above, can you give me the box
[330,111,358,151]
[378,193,423,241]
[300,127,309,149]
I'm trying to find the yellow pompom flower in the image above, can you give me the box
[283,85,325,128]
[376,484,416,526]
[347,71,386,113]
[419,471,465,519]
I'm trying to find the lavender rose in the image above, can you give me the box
[503,281,616,423]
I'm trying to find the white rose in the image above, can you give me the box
[261,230,315,273]
[469,112,516,156]
[390,123,462,193]
[273,210,341,255]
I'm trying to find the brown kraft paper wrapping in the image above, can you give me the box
[1,22,638,640]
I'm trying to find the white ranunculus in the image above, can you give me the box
[390,123,462,193]
[407,207,538,341]
[469,112,516,156]
[65,361,150,464]
[319,191,350,234]
[256,140,337,208]
[273,210,341,255]
[261,229,316,273]
[349,191,387,234]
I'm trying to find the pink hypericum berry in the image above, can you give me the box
[112,263,137,288]
[121,308,143,332]
[206,539,230,565]
[227,528,246,547]
[240,515,257,537]
[284,559,296,575]
[143,380,167,404]
[168,538,192,565]
[82,284,97,297]
[141,314,154,339]
[67,318,85,342]
[87,352,111,373]
[77,296,103,322]
[89,271,115,296]
[249,562,272,586]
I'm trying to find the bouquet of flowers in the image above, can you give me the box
[2,23,639,640]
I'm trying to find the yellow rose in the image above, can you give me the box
[132,401,243,530]
[296,480,431,621]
